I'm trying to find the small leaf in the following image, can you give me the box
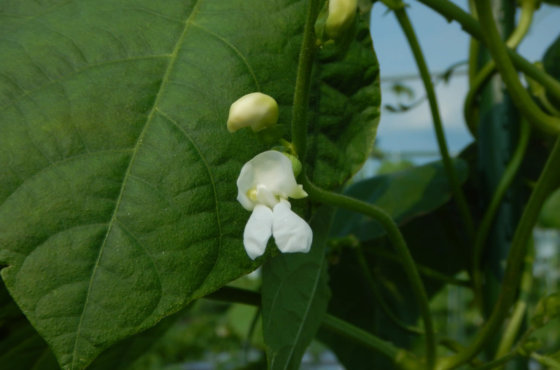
[531,292,560,329]
[261,208,333,370]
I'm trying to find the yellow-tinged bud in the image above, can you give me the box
[325,0,358,39]
[227,92,279,133]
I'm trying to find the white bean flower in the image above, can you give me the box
[237,150,313,260]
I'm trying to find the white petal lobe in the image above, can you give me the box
[272,200,313,254]
[243,205,274,260]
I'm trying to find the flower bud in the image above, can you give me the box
[325,0,357,39]
[227,92,279,133]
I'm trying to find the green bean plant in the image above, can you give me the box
[0,0,559,369]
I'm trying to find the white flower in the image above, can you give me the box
[237,151,312,260]
[326,0,357,38]
[227,92,279,133]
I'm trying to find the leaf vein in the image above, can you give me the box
[191,23,260,91]
[113,218,163,312]
[0,149,134,208]
[155,108,223,280]
[0,55,172,112]
[69,1,203,367]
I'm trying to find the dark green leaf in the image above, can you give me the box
[307,13,381,189]
[261,208,333,370]
[331,158,469,241]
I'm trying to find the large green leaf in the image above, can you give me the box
[0,0,379,368]
[332,158,468,241]
[0,1,298,368]
[261,208,332,370]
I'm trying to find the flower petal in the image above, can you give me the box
[243,205,273,260]
[236,162,257,211]
[255,184,279,209]
[272,200,313,254]
[236,151,307,210]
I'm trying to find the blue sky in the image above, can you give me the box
[368,1,560,160]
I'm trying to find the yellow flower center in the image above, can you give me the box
[247,188,258,201]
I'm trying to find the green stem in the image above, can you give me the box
[355,247,424,335]
[473,353,518,370]
[302,175,436,369]
[206,286,414,365]
[322,314,408,363]
[505,0,536,50]
[464,61,496,135]
[473,0,560,134]
[382,0,475,244]
[465,0,479,137]
[439,338,484,366]
[369,248,471,287]
[416,0,560,103]
[531,352,560,369]
[464,0,535,135]
[467,0,479,86]
[438,137,560,369]
[494,242,534,361]
[290,0,322,157]
[472,119,531,309]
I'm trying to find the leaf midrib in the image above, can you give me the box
[69,1,202,368]
[267,258,325,370]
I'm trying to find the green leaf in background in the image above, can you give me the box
[261,208,333,370]
[331,158,469,241]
